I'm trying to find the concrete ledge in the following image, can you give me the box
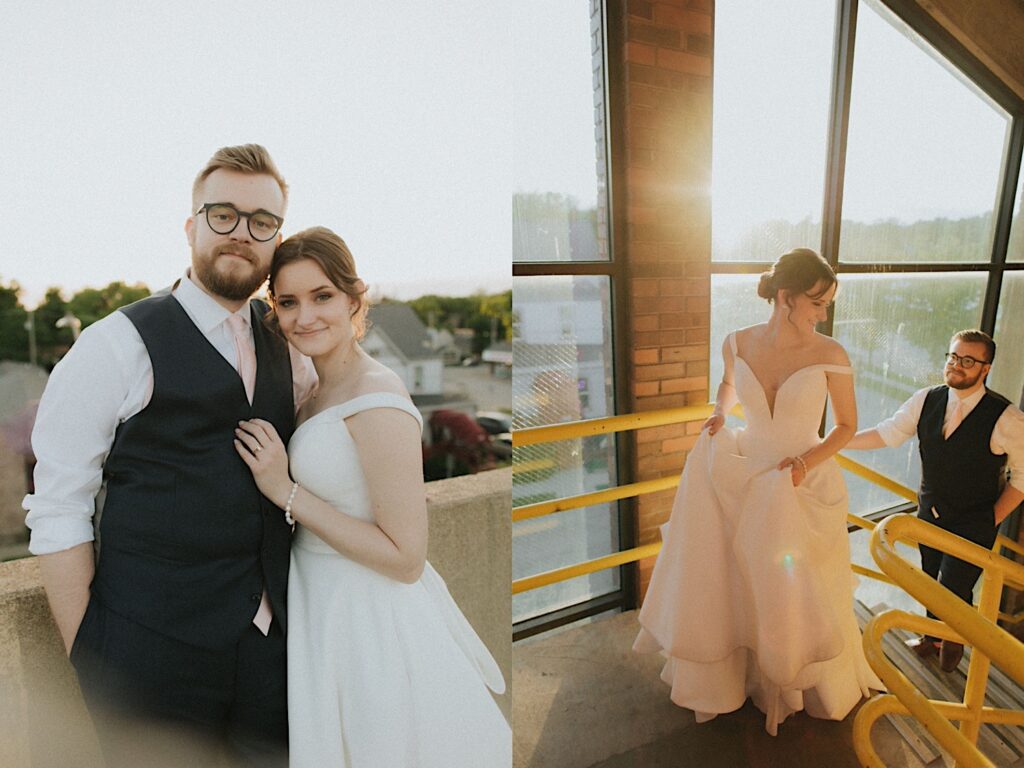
[0,468,510,767]
[425,467,512,689]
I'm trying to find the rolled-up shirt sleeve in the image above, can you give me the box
[993,405,1024,494]
[23,316,138,555]
[874,387,929,449]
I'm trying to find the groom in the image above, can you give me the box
[24,144,314,767]
[847,329,1024,672]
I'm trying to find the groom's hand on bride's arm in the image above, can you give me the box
[235,419,294,508]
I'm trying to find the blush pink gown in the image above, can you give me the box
[634,333,883,735]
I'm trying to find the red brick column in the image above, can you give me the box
[616,0,714,601]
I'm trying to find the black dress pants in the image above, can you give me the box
[70,597,288,768]
[916,508,999,640]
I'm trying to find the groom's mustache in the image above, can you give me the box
[213,244,257,264]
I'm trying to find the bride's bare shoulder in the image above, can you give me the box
[732,324,768,354]
[351,360,411,400]
[813,334,851,367]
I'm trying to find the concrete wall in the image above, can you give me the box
[0,468,511,768]
[0,433,31,547]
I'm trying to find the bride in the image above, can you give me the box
[234,226,511,766]
[634,248,883,735]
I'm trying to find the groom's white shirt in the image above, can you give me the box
[23,271,316,555]
[871,385,1024,494]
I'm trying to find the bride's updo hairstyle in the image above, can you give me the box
[268,226,370,339]
[757,248,836,311]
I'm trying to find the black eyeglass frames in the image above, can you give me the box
[195,203,283,242]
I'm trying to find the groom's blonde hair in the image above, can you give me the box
[192,144,289,210]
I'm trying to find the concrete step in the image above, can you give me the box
[513,609,925,768]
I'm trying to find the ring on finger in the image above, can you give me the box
[254,443,264,453]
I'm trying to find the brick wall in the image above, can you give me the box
[616,0,714,600]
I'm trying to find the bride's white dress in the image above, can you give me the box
[634,333,883,735]
[286,393,511,767]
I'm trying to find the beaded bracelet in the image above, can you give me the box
[284,481,299,525]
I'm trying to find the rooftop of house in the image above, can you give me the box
[367,302,438,361]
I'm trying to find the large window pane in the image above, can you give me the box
[840,0,1009,263]
[513,0,607,262]
[1007,167,1024,262]
[512,275,618,621]
[708,275,769,396]
[711,1,834,262]
[990,271,1024,404]
[833,273,986,511]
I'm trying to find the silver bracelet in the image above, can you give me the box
[284,481,299,525]
[794,455,808,477]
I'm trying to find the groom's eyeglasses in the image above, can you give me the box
[944,352,990,370]
[196,203,283,242]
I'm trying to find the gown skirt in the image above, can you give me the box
[286,393,511,766]
[634,335,883,735]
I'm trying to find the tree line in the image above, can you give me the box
[0,280,513,369]
[404,291,512,355]
[0,281,152,368]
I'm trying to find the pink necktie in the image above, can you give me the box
[226,314,272,634]
[944,399,964,439]
[227,314,256,404]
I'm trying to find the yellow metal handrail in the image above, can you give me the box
[853,514,1024,768]
[512,404,918,593]
[513,408,1024,623]
[512,543,663,595]
[512,404,715,448]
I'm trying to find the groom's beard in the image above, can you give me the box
[944,365,984,390]
[193,244,268,301]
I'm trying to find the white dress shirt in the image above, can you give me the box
[24,272,317,555]
[873,385,1024,494]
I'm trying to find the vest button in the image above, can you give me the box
[249,593,261,602]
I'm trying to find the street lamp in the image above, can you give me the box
[23,311,36,366]
[56,311,82,342]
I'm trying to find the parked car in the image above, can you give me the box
[475,411,511,436]
[475,411,512,460]
[423,409,496,480]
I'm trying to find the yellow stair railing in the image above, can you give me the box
[513,407,1024,624]
[514,405,1024,766]
[852,515,1024,768]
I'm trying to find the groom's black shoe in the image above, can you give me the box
[940,641,964,672]
[905,636,939,659]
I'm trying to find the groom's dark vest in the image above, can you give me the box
[91,293,295,649]
[917,384,1009,525]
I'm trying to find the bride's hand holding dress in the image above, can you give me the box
[635,327,883,736]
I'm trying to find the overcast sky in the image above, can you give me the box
[1,1,510,308]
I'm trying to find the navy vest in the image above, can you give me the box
[92,293,295,649]
[917,385,1009,522]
